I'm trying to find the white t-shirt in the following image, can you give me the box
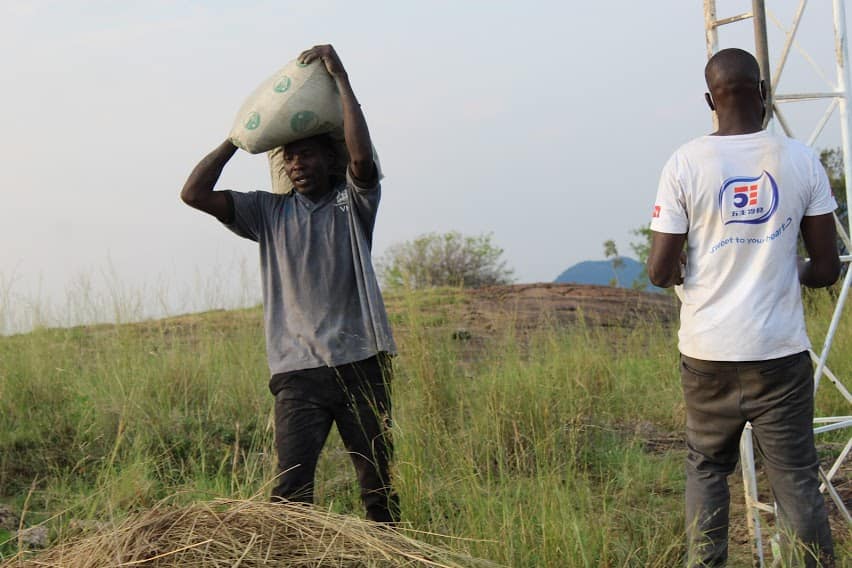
[651,130,836,361]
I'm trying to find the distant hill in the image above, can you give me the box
[554,257,661,292]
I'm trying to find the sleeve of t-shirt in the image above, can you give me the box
[222,190,267,242]
[805,151,838,217]
[347,167,381,236]
[649,152,689,234]
[347,162,380,195]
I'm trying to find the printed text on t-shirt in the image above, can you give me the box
[708,217,793,254]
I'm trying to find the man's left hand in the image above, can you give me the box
[298,45,347,78]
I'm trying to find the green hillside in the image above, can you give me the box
[1,285,849,566]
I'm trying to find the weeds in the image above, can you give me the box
[0,284,849,566]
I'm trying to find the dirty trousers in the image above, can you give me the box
[269,355,399,523]
[681,351,833,567]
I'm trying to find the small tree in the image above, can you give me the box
[820,148,847,209]
[629,223,653,290]
[819,148,849,254]
[378,232,514,290]
[603,239,623,287]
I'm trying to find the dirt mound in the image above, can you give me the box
[461,283,677,333]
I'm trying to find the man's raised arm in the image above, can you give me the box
[181,139,237,223]
[298,45,376,184]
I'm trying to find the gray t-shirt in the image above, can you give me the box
[224,171,396,376]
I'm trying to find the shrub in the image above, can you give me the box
[378,232,514,290]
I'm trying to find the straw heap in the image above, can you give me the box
[2,499,496,568]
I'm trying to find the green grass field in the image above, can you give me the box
[0,286,849,566]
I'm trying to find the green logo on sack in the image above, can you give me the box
[244,111,261,130]
[290,111,319,133]
[273,76,291,93]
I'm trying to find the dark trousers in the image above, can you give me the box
[269,355,399,523]
[681,351,834,567]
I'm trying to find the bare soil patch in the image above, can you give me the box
[460,283,677,334]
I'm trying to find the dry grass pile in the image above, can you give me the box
[2,499,496,568]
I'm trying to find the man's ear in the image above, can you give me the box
[705,92,715,111]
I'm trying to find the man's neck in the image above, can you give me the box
[302,188,331,203]
[712,110,764,136]
[297,178,335,203]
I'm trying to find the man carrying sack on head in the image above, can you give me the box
[647,48,838,567]
[180,44,399,523]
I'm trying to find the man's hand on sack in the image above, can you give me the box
[299,45,347,79]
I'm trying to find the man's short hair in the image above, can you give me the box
[705,48,761,91]
[283,133,337,160]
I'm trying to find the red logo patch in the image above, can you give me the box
[733,184,759,207]
[652,205,661,218]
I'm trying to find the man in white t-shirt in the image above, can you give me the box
[647,48,839,567]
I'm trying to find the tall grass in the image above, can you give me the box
[0,285,849,566]
[0,257,260,336]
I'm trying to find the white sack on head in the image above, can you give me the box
[229,59,343,154]
[267,129,384,194]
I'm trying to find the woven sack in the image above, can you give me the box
[229,59,342,154]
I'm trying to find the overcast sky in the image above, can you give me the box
[1,1,849,332]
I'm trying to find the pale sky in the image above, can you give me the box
[1,1,848,332]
